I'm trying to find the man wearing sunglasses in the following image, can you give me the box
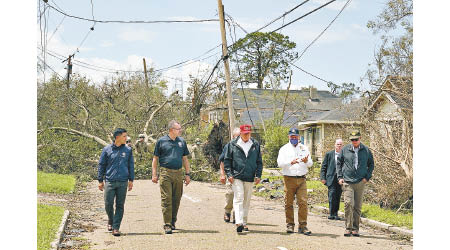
[336,130,374,237]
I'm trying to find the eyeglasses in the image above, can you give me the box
[172,128,182,131]
[350,139,359,142]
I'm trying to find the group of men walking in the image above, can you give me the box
[97,121,374,237]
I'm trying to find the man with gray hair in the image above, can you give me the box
[320,138,344,220]
[152,120,191,234]
[219,127,240,223]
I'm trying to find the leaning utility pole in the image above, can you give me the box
[66,54,73,90]
[143,58,149,87]
[217,0,235,139]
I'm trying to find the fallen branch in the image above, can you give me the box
[44,127,109,147]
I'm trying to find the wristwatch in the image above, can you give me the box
[185,172,190,177]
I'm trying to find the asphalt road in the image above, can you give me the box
[80,180,412,250]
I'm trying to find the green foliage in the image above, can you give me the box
[364,0,412,87]
[320,202,412,229]
[38,130,100,177]
[262,124,289,168]
[37,171,76,194]
[230,32,298,89]
[37,204,65,250]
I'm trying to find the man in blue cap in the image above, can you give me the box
[277,128,313,235]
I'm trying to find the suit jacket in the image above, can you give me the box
[320,150,338,187]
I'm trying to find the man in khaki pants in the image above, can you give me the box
[337,130,374,237]
[152,120,191,234]
[277,128,313,235]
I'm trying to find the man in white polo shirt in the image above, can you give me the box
[277,128,313,235]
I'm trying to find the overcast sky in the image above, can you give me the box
[37,0,386,96]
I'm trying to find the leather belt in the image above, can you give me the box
[284,175,306,178]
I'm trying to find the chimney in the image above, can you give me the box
[309,86,318,100]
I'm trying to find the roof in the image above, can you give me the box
[368,75,413,111]
[230,88,343,127]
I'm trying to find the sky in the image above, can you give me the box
[37,0,387,97]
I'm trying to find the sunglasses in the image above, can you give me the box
[350,138,359,142]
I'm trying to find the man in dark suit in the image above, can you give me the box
[320,139,343,220]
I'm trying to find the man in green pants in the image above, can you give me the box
[152,120,191,234]
[337,130,374,237]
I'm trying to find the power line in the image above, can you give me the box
[294,0,352,62]
[44,2,219,24]
[289,62,332,84]
[227,0,337,56]
[253,0,310,33]
[38,56,64,79]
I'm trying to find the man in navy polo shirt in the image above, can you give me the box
[97,128,135,236]
[152,120,191,234]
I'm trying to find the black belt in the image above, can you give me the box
[285,175,306,178]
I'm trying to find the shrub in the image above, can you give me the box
[262,125,289,168]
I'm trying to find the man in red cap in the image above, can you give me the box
[223,124,263,233]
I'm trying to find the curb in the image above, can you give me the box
[310,205,413,238]
[51,210,70,250]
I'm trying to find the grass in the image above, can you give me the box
[37,171,76,194]
[319,202,413,229]
[37,204,65,250]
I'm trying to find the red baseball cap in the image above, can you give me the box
[240,124,252,134]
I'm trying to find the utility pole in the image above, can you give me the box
[217,0,235,139]
[66,54,73,90]
[143,58,149,87]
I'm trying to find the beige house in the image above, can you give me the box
[297,98,366,161]
[364,75,413,178]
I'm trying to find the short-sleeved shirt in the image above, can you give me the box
[154,135,190,169]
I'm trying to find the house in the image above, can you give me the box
[200,86,345,146]
[297,98,366,161]
[364,75,413,178]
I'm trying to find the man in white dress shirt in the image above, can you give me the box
[277,128,313,235]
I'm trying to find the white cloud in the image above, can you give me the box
[100,40,114,47]
[118,29,155,43]
[162,60,213,98]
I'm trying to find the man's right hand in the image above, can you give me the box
[321,179,326,185]
[98,182,104,191]
[338,179,345,185]
[220,174,226,184]
[152,175,158,184]
[228,176,234,184]
[291,158,299,165]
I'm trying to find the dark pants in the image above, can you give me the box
[328,176,342,217]
[104,181,128,230]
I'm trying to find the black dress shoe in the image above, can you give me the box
[298,227,311,235]
[224,212,231,222]
[236,224,244,233]
[328,215,336,220]
[171,223,176,230]
[334,216,341,220]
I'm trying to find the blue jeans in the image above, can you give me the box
[104,181,128,230]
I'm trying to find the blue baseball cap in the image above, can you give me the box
[288,128,299,136]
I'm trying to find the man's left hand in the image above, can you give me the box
[254,177,260,185]
[301,154,309,163]
[185,175,191,186]
[362,178,368,183]
[128,181,133,191]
